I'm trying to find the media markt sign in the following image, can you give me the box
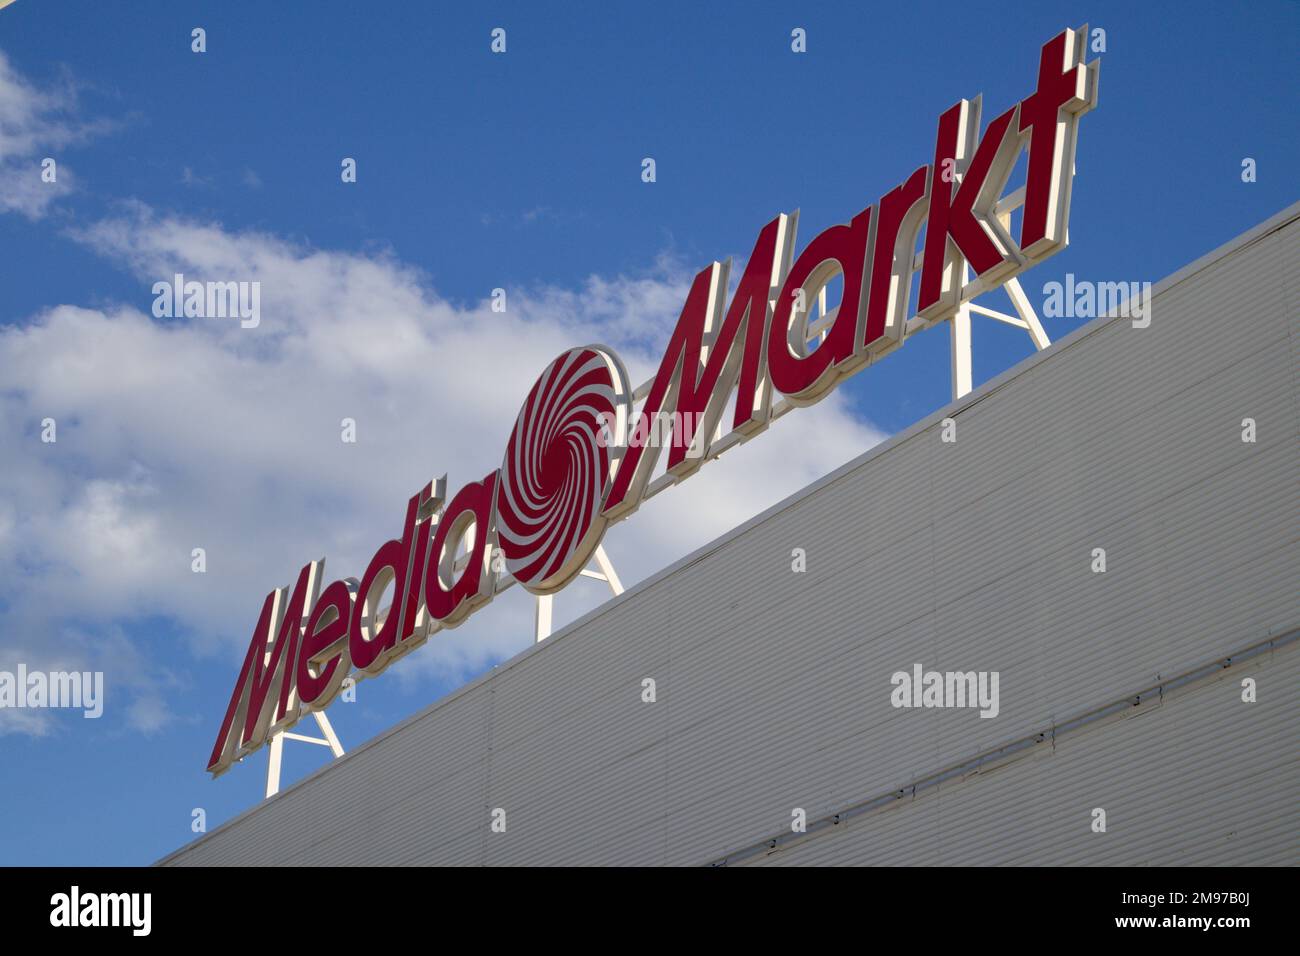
[208,27,1100,777]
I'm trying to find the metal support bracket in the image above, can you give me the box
[266,708,344,798]
[535,543,624,643]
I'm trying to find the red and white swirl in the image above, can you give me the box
[496,346,630,594]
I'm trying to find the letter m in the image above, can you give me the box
[206,560,322,775]
[206,281,239,318]
[601,214,795,519]
[1095,280,1125,317]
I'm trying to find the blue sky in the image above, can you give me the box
[0,0,1295,865]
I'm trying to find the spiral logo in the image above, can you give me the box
[496,346,631,594]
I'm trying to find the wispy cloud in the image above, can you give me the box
[179,166,212,188]
[3,201,885,733]
[0,50,113,218]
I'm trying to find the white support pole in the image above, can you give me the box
[967,303,1029,329]
[950,304,973,400]
[1003,276,1051,351]
[312,709,345,757]
[950,263,973,401]
[265,732,284,799]
[534,544,624,643]
[535,593,554,643]
[592,544,625,595]
[266,704,346,797]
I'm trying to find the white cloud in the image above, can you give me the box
[0,198,890,740]
[0,50,107,218]
[179,166,212,188]
[2,205,887,737]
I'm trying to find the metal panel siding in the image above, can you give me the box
[162,209,1300,867]
[739,646,1300,866]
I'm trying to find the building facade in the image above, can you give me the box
[162,204,1299,866]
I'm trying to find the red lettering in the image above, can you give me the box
[602,215,792,518]
[206,560,322,775]
[242,561,321,747]
[425,472,498,626]
[207,590,278,776]
[297,579,354,710]
[918,100,1021,321]
[864,165,930,351]
[767,207,873,404]
[1019,28,1095,256]
[348,479,445,676]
